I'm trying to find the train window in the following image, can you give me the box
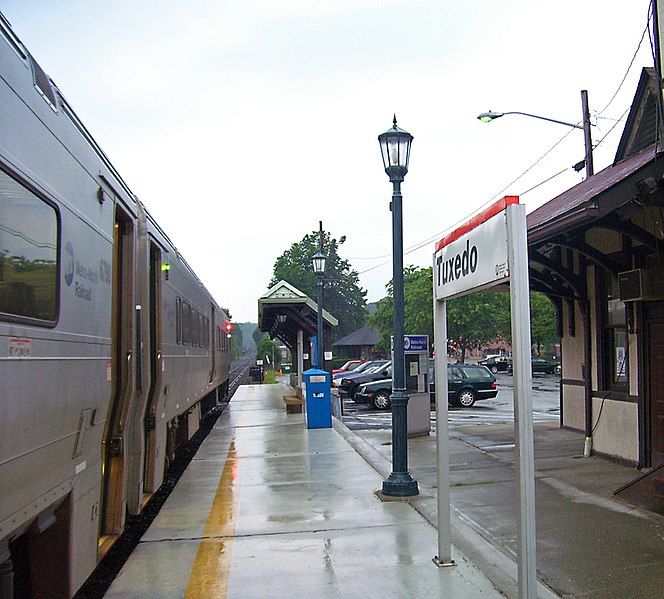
[176,297,182,344]
[0,169,59,324]
[204,317,209,348]
[182,302,191,345]
[217,326,222,351]
[192,311,200,347]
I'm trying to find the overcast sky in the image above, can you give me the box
[2,1,654,321]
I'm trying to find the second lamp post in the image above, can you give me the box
[312,250,326,369]
[378,116,418,497]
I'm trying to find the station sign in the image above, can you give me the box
[390,334,429,352]
[434,196,518,300]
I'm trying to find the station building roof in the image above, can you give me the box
[258,280,338,350]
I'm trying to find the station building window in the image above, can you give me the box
[602,276,627,392]
[0,169,59,324]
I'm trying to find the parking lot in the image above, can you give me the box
[341,372,560,431]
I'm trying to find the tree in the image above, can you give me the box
[253,326,267,348]
[230,325,243,359]
[256,336,281,368]
[369,266,512,361]
[529,292,558,354]
[369,267,433,354]
[446,293,510,362]
[270,229,367,339]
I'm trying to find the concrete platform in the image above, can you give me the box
[106,383,502,598]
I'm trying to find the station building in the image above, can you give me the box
[527,68,664,477]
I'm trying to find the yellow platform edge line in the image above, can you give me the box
[184,439,240,598]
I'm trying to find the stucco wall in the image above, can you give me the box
[562,385,585,430]
[591,397,639,463]
[561,300,585,381]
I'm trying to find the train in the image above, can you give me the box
[0,12,231,597]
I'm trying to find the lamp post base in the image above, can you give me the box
[381,472,419,497]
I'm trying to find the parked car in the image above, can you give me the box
[332,359,385,382]
[507,357,560,375]
[355,361,497,410]
[478,356,512,373]
[428,361,498,407]
[339,361,391,398]
[354,378,394,410]
[332,360,364,376]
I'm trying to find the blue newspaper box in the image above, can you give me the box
[303,368,332,429]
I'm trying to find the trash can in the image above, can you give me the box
[303,368,332,429]
[249,366,263,383]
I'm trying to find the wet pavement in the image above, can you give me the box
[342,372,560,430]
[347,418,664,599]
[106,383,502,598]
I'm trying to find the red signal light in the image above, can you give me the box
[224,321,234,333]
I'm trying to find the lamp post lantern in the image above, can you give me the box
[312,249,326,369]
[378,116,418,497]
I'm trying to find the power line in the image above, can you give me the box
[353,11,650,273]
[596,17,649,116]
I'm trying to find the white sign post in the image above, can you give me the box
[433,196,536,598]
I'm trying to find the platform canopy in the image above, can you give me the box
[257,280,338,353]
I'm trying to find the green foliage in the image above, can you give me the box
[528,292,558,354]
[368,268,559,362]
[230,326,243,359]
[369,267,434,354]
[447,292,510,361]
[256,336,282,368]
[253,326,267,347]
[270,230,367,338]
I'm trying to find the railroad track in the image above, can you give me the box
[227,356,255,396]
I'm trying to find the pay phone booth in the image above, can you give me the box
[391,335,430,437]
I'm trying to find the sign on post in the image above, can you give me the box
[432,196,536,598]
[390,334,429,352]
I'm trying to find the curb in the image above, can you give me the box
[332,418,560,599]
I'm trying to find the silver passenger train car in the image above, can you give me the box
[0,13,231,597]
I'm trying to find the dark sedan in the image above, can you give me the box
[429,362,498,407]
[339,361,391,399]
[355,362,497,409]
[507,357,560,375]
[478,356,511,373]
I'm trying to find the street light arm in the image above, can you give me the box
[501,111,583,130]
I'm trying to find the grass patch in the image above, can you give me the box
[264,369,277,384]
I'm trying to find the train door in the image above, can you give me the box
[99,207,135,555]
[143,242,163,496]
[209,303,216,384]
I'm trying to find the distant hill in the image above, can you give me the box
[237,322,258,353]
[366,302,378,315]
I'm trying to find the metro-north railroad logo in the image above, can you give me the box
[64,242,74,286]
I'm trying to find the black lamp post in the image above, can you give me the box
[378,116,418,497]
[312,250,326,370]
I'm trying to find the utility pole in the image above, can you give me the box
[581,90,594,177]
[655,2,664,82]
